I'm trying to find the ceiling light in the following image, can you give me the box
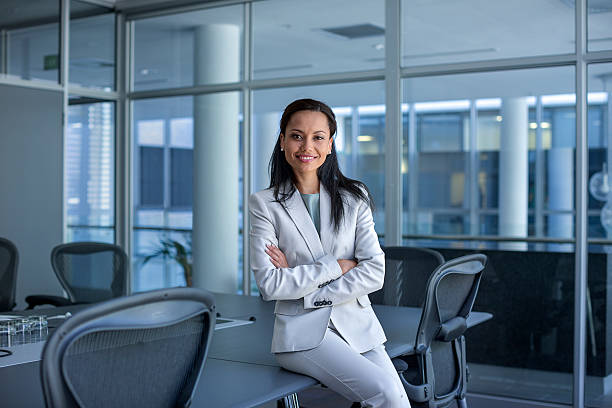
[540,122,551,129]
[495,115,502,122]
[529,123,538,129]
[476,98,502,109]
[414,100,470,112]
[357,135,374,142]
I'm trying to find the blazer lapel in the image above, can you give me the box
[281,182,325,261]
[319,184,333,255]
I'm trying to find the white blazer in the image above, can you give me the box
[249,182,387,353]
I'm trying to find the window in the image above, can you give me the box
[403,67,580,405]
[401,0,574,66]
[132,93,243,293]
[66,101,114,243]
[252,0,385,79]
[69,1,115,90]
[170,148,193,208]
[139,147,164,207]
[133,4,244,91]
[5,2,60,83]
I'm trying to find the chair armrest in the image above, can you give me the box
[436,316,467,342]
[25,295,72,309]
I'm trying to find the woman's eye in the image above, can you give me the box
[291,134,302,140]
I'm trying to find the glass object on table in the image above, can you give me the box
[0,320,17,347]
[28,315,49,342]
[0,315,49,346]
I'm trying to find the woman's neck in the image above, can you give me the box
[294,174,319,194]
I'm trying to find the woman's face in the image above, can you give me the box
[280,110,333,179]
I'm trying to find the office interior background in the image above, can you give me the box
[0,0,611,407]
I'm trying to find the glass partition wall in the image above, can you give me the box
[65,1,117,243]
[4,0,610,406]
[124,0,609,406]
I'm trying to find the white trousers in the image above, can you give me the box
[275,328,410,408]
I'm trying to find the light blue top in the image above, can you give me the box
[300,193,320,236]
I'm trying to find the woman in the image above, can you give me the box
[249,98,409,407]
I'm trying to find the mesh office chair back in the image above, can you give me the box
[0,237,19,311]
[41,287,216,408]
[371,246,444,307]
[400,253,486,408]
[51,242,128,304]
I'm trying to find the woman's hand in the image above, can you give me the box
[337,259,357,275]
[266,244,289,268]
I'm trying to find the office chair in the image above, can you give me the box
[26,242,129,309]
[394,253,486,408]
[0,237,19,311]
[41,287,216,408]
[371,246,445,307]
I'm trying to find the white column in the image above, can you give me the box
[192,24,240,293]
[547,108,574,238]
[499,97,528,239]
[253,111,279,193]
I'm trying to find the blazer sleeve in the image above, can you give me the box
[303,198,384,309]
[249,193,343,301]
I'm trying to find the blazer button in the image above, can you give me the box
[327,300,333,305]
[314,301,320,306]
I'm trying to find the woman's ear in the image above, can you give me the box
[328,137,333,154]
[279,134,285,151]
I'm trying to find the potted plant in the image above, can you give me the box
[142,237,192,287]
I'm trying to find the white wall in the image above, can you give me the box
[0,84,64,308]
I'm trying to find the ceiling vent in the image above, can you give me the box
[321,23,384,39]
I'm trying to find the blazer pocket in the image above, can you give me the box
[274,301,299,315]
[357,295,371,307]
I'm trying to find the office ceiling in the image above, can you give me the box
[1,0,611,108]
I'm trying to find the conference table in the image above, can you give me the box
[0,293,492,407]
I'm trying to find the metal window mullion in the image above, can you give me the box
[129,69,386,100]
[60,0,70,242]
[401,53,577,78]
[66,85,119,100]
[1,29,7,74]
[77,0,114,7]
[242,1,252,296]
[384,0,402,246]
[574,0,588,407]
[122,0,247,20]
[607,92,612,235]
[0,75,63,91]
[408,104,417,234]
[351,107,359,176]
[535,96,544,237]
[115,15,133,292]
[584,49,612,63]
[469,101,478,235]
[163,118,172,265]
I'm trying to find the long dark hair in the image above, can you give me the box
[268,98,374,231]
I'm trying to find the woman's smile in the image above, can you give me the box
[296,154,317,162]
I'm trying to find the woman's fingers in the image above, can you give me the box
[266,244,288,268]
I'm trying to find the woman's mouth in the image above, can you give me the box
[297,155,316,163]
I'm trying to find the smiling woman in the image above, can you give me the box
[249,98,410,407]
